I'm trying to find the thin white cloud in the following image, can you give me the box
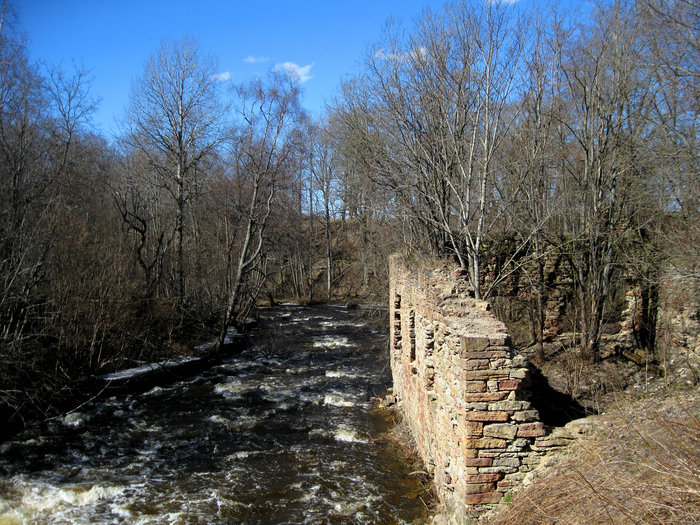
[273,61,314,83]
[244,55,269,64]
[212,71,231,82]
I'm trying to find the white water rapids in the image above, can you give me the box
[0,305,429,524]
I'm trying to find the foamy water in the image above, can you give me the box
[0,479,126,524]
[0,305,428,524]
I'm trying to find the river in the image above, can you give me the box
[0,304,430,524]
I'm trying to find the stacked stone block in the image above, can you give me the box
[389,255,549,515]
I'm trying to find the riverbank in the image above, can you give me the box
[424,379,700,524]
[484,386,700,524]
[0,303,430,524]
[0,324,248,442]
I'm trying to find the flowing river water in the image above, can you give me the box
[0,304,430,524]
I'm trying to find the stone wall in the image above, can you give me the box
[656,268,700,385]
[389,255,552,518]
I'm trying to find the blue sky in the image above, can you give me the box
[16,0,468,137]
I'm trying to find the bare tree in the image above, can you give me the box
[215,70,304,347]
[0,26,123,422]
[556,0,652,360]
[122,36,225,310]
[342,0,532,299]
[493,5,573,359]
[113,151,171,299]
[0,0,17,37]
[309,119,340,300]
[642,0,700,262]
[0,30,53,348]
[331,83,408,294]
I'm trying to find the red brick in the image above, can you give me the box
[463,411,510,422]
[464,457,493,467]
[519,422,545,431]
[466,473,504,483]
[463,392,508,403]
[517,421,546,438]
[498,379,523,391]
[463,359,490,371]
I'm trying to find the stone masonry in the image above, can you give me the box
[389,254,553,518]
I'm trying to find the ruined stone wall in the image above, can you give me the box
[389,254,549,517]
[656,269,700,384]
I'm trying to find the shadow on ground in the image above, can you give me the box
[526,365,591,427]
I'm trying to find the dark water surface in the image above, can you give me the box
[0,304,429,524]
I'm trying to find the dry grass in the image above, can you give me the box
[486,391,700,525]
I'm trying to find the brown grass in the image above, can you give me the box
[486,391,700,525]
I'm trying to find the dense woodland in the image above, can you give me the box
[1,0,699,427]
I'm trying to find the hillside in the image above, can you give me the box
[484,385,700,525]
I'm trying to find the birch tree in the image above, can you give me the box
[122,36,225,309]
[309,120,340,300]
[496,8,571,359]
[559,0,652,360]
[215,70,304,347]
[643,0,700,274]
[346,0,531,299]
